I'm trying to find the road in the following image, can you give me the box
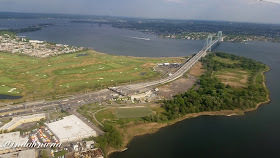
[109,39,220,95]
[0,35,221,134]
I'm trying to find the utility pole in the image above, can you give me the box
[98,93,101,105]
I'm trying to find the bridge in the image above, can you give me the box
[109,31,223,96]
[0,31,223,122]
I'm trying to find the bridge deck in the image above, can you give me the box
[109,38,221,96]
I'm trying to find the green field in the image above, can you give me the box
[0,50,181,101]
[213,68,251,88]
[213,56,240,64]
[115,107,154,118]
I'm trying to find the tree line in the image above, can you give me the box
[144,52,268,122]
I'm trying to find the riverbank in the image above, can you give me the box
[108,59,271,157]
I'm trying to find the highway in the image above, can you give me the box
[0,32,222,134]
[109,38,220,95]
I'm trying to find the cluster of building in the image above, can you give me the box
[0,113,45,132]
[0,131,29,154]
[0,114,101,157]
[0,149,36,158]
[0,34,83,57]
[164,32,210,40]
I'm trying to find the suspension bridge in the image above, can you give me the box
[109,31,223,96]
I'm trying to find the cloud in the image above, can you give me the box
[166,0,183,3]
[261,0,280,4]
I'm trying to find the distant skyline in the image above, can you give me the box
[0,0,280,24]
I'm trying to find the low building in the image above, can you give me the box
[85,141,95,149]
[75,148,104,158]
[0,131,29,154]
[29,40,43,44]
[130,90,152,101]
[0,149,36,158]
[0,113,46,132]
[46,115,97,143]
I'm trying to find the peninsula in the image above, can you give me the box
[0,31,270,157]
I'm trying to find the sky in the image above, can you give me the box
[0,0,280,24]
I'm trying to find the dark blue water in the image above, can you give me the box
[0,95,22,100]
[17,20,203,57]
[111,41,280,158]
[2,19,280,157]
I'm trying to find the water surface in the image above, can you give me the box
[2,19,280,157]
[111,41,280,158]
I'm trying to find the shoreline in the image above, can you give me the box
[108,66,271,157]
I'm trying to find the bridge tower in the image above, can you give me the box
[206,35,213,51]
[218,31,223,42]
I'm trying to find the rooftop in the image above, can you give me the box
[46,115,97,143]
[0,113,45,131]
[0,149,36,158]
[0,131,28,151]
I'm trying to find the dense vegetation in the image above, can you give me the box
[0,24,52,34]
[146,52,269,121]
[0,30,16,38]
[84,124,123,156]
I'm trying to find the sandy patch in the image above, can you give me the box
[223,81,244,88]
[141,63,156,68]
[217,75,236,80]
[237,70,247,73]
[116,122,167,148]
[240,75,248,84]
[189,62,206,77]
[157,76,197,99]
[224,72,237,76]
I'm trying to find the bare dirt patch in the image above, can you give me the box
[240,75,248,84]
[117,122,167,147]
[189,62,206,77]
[216,69,249,88]
[223,81,244,88]
[237,70,247,73]
[217,75,237,80]
[157,75,197,99]
[141,63,156,68]
[224,72,237,76]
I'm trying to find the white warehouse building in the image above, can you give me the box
[46,115,97,143]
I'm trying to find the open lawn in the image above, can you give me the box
[116,107,154,118]
[0,50,182,101]
[213,56,240,64]
[213,68,250,88]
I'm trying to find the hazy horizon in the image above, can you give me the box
[1,11,280,26]
[0,0,280,24]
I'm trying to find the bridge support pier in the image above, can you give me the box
[206,35,213,52]
[218,31,223,42]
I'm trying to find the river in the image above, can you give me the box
[111,41,280,158]
[2,19,280,157]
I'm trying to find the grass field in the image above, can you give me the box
[0,50,182,101]
[116,107,154,118]
[213,56,240,64]
[213,68,250,88]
